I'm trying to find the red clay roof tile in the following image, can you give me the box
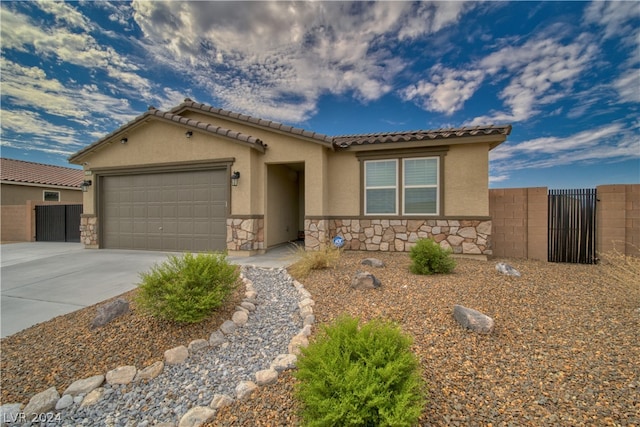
[1,158,83,188]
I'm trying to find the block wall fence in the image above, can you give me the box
[1,201,80,242]
[489,184,640,260]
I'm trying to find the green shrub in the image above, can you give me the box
[288,243,342,279]
[295,316,426,427]
[409,238,456,275]
[135,252,239,323]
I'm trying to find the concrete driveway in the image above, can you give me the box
[0,242,296,338]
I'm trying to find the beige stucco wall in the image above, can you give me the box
[326,150,360,216]
[444,143,490,216]
[1,183,82,205]
[181,111,330,216]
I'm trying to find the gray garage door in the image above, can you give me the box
[102,169,227,251]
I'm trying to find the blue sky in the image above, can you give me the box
[1,1,638,189]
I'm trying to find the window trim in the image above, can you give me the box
[364,159,398,216]
[402,157,439,216]
[43,190,60,201]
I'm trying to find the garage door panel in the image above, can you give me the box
[102,169,228,251]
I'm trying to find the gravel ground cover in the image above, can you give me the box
[2,252,639,426]
[208,252,639,427]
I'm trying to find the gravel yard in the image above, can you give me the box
[2,252,638,426]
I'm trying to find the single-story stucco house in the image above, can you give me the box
[68,99,511,257]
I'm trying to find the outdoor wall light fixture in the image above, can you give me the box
[120,138,128,144]
[185,131,193,138]
[81,180,92,192]
[231,171,241,187]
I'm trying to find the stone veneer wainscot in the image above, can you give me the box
[80,214,99,248]
[305,218,492,255]
[226,218,264,252]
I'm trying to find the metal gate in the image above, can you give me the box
[35,204,83,242]
[548,189,597,264]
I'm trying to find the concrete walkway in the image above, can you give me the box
[0,242,298,338]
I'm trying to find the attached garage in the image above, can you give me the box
[101,169,228,252]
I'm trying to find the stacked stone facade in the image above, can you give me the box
[305,218,492,255]
[226,217,264,251]
[80,214,98,248]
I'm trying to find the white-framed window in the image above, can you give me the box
[403,157,439,215]
[43,191,60,201]
[364,159,398,215]
[363,156,440,216]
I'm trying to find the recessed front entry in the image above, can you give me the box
[266,163,304,248]
[101,169,228,251]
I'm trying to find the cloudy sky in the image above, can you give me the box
[1,1,638,188]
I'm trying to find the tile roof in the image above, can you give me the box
[69,98,512,162]
[173,99,335,146]
[332,125,513,148]
[1,158,84,188]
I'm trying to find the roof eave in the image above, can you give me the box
[340,133,510,152]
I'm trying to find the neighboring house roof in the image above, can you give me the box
[68,98,512,162]
[0,158,83,188]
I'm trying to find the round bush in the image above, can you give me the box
[409,238,456,275]
[295,316,426,427]
[135,252,239,323]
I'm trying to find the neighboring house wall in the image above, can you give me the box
[1,183,82,242]
[489,184,640,260]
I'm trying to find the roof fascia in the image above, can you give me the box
[1,180,81,190]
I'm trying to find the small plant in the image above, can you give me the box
[288,243,342,279]
[135,252,239,323]
[409,238,456,275]
[295,315,426,427]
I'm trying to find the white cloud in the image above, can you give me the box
[613,68,640,104]
[490,123,640,176]
[130,1,469,123]
[584,1,640,41]
[402,66,484,115]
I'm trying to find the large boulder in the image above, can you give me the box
[22,387,59,416]
[63,374,104,396]
[178,406,216,427]
[91,298,129,329]
[351,272,382,290]
[361,258,385,268]
[453,305,494,334]
[495,262,521,277]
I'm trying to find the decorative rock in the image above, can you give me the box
[301,324,312,337]
[178,406,216,427]
[63,374,104,396]
[134,361,164,381]
[165,345,189,365]
[271,353,297,372]
[220,320,237,335]
[351,272,382,290]
[232,310,249,326]
[235,305,249,314]
[361,258,385,268]
[55,394,74,410]
[81,387,104,407]
[298,297,315,308]
[453,305,495,334]
[255,368,279,386]
[240,301,256,312]
[299,304,313,318]
[235,381,257,400]
[23,386,59,416]
[106,365,137,385]
[210,393,234,409]
[495,262,521,277]
[209,330,226,346]
[245,290,257,299]
[90,298,129,329]
[188,339,210,353]
[288,334,309,355]
[303,314,315,326]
